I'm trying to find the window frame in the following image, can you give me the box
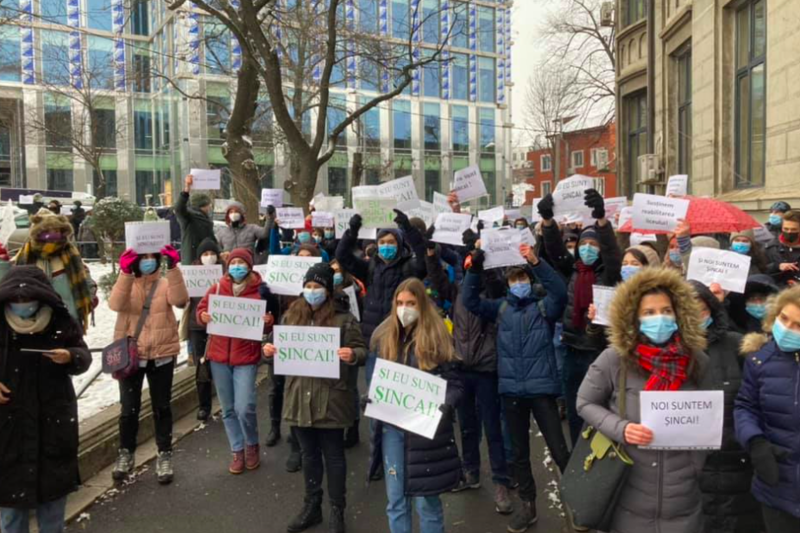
[571,150,584,169]
[676,45,692,176]
[541,154,552,172]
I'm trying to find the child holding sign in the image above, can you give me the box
[262,263,366,533]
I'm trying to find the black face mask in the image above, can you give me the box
[783,231,799,243]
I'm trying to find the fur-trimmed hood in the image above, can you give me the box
[608,266,707,357]
[740,332,769,355]
[28,208,73,240]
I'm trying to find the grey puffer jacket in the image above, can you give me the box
[215,222,270,253]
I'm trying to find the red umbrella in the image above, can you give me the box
[618,196,762,235]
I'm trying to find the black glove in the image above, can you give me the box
[425,225,436,250]
[349,214,363,236]
[584,188,605,219]
[470,249,486,272]
[462,229,478,252]
[439,403,456,421]
[393,209,411,231]
[537,194,555,221]
[476,220,484,233]
[359,395,373,411]
[281,227,294,242]
[749,437,789,486]
[258,282,273,301]
[266,205,276,217]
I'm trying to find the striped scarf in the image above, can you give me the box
[16,239,92,331]
[635,336,690,391]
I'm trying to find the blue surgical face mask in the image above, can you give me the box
[324,230,334,240]
[333,273,344,286]
[731,242,751,255]
[228,265,249,282]
[746,303,767,320]
[313,235,322,244]
[639,315,678,344]
[509,282,532,299]
[297,232,311,244]
[772,319,800,352]
[579,244,600,266]
[139,258,158,275]
[9,301,40,319]
[669,250,682,265]
[621,265,641,281]
[769,214,782,226]
[303,288,327,307]
[379,244,398,261]
[701,315,713,330]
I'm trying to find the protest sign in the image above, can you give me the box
[478,206,505,224]
[255,255,322,296]
[430,213,473,246]
[631,194,689,232]
[334,209,377,240]
[377,176,420,211]
[452,165,487,202]
[506,208,521,221]
[189,168,221,190]
[365,358,447,439]
[260,188,284,207]
[343,284,360,322]
[604,197,628,227]
[276,207,306,229]
[0,201,15,246]
[482,228,526,269]
[552,175,594,219]
[18,195,34,204]
[686,248,751,294]
[179,264,223,297]
[125,221,170,254]
[666,175,688,197]
[618,206,633,229]
[273,325,341,379]
[591,285,616,326]
[354,198,397,229]
[314,195,344,212]
[433,191,452,213]
[640,390,724,450]
[206,295,267,341]
[630,232,657,246]
[311,211,335,228]
[351,185,380,202]
[406,201,436,227]
[519,227,537,247]
[60,205,73,216]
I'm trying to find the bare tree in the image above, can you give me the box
[168,0,455,215]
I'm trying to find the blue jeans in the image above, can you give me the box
[1,497,67,533]
[383,425,444,533]
[210,362,259,452]
[456,371,509,486]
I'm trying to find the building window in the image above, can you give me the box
[422,0,439,44]
[478,57,495,103]
[676,46,692,176]
[477,6,494,53]
[86,0,113,32]
[393,100,411,151]
[132,53,151,93]
[591,148,609,168]
[359,0,378,33]
[0,26,21,82]
[94,169,117,198]
[594,177,606,196]
[328,167,347,197]
[479,107,495,153]
[47,169,73,191]
[423,103,440,151]
[327,97,347,148]
[541,154,552,172]
[134,109,153,151]
[451,104,469,153]
[571,150,584,169]
[206,96,230,145]
[452,53,468,101]
[135,170,155,205]
[204,19,231,74]
[735,0,766,188]
[626,0,645,26]
[44,102,71,151]
[40,0,67,25]
[541,181,552,196]
[88,36,114,90]
[425,169,439,201]
[626,91,648,188]
[422,53,440,98]
[451,1,468,48]
[132,0,149,35]
[358,98,380,149]
[91,108,116,149]
[41,31,69,86]
[391,0,409,38]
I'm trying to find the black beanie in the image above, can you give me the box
[304,262,335,294]
[197,237,221,257]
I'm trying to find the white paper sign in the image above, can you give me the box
[631,194,690,232]
[431,213,473,246]
[618,206,633,229]
[365,358,447,439]
[334,209,377,240]
[452,165,487,202]
[260,188,284,208]
[343,284,360,322]
[273,325,341,379]
[604,197,628,227]
[351,185,380,202]
[377,176,420,211]
[506,208,521,221]
[179,265,223,298]
[552,175,594,219]
[591,285,616,326]
[482,228,526,269]
[640,390,724,450]
[519,228,537,248]
[311,211,335,228]
[190,168,221,190]
[314,195,345,212]
[276,207,306,229]
[630,232,657,246]
[206,295,267,341]
[406,201,437,227]
[478,206,505,223]
[353,197,397,229]
[666,175,688,197]
[61,205,74,216]
[255,255,322,296]
[124,221,171,254]
[18,195,34,204]
[686,248,751,294]
[0,201,15,246]
[433,191,453,213]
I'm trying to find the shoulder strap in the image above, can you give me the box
[133,280,160,340]
[617,363,628,419]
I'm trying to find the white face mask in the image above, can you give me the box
[396,306,419,328]
[200,255,217,266]
[229,212,242,222]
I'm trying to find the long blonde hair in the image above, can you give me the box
[370,278,456,371]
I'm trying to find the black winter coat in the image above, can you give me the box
[0,266,91,508]
[174,191,215,266]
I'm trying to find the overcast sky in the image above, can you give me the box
[509,0,549,147]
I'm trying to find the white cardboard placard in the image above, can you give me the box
[640,390,724,450]
[591,285,616,326]
[311,211,335,228]
[260,188,284,208]
[254,255,323,296]
[686,248,751,294]
[482,228,526,269]
[206,295,267,341]
[430,213,473,246]
[0,201,15,246]
[666,175,688,197]
[273,325,341,379]
[353,198,397,229]
[452,165,487,202]
[124,221,171,254]
[276,207,306,229]
[343,284,360,322]
[377,176,420,211]
[478,206,505,223]
[189,168,221,190]
[631,194,690,232]
[334,209,377,240]
[179,265,223,298]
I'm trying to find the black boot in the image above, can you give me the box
[286,498,323,533]
[329,505,345,533]
[265,423,281,447]
[343,420,359,449]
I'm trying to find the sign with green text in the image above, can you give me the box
[365,358,447,439]
[206,295,267,341]
[354,197,397,229]
[273,325,341,379]
[179,265,223,297]
[254,255,322,296]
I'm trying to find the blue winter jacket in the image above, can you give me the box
[462,259,567,397]
[734,338,800,518]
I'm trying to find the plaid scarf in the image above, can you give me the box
[16,239,92,331]
[635,336,690,391]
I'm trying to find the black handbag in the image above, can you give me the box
[560,366,633,531]
[101,280,159,380]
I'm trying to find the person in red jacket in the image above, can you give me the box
[197,248,274,474]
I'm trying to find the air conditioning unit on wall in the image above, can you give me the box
[600,2,615,27]
[638,154,660,184]
[596,150,609,171]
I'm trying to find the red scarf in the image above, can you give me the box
[635,337,690,391]
[572,261,596,330]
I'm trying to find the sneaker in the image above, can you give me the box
[286,450,302,473]
[494,484,513,515]
[112,449,135,481]
[507,500,537,533]
[229,451,245,475]
[328,505,346,533]
[197,409,210,422]
[265,425,281,447]
[286,498,323,532]
[451,471,481,492]
[156,451,174,485]
[245,444,261,470]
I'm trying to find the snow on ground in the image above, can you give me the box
[74,263,188,422]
